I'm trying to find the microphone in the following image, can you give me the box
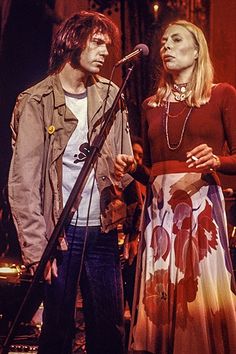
[115,43,149,67]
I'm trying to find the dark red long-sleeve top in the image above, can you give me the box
[133,83,236,183]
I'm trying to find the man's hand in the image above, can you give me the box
[123,238,138,265]
[44,259,58,284]
[114,154,136,180]
[27,259,58,284]
[27,262,39,276]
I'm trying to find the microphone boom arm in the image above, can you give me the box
[115,43,149,67]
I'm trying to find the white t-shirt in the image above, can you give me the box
[62,90,101,226]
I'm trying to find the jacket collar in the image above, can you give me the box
[52,74,67,108]
[87,75,117,135]
[51,73,115,136]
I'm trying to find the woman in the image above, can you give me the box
[115,20,236,354]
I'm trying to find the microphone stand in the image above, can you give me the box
[0,64,135,354]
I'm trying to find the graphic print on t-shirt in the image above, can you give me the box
[62,91,101,226]
[74,142,90,163]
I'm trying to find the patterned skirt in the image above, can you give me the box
[129,162,236,354]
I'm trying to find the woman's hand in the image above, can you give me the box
[114,154,136,180]
[186,144,221,170]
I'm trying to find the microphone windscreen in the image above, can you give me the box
[134,43,149,56]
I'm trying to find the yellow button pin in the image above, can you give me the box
[48,125,55,134]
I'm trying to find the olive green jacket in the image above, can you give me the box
[8,74,140,266]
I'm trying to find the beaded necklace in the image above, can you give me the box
[164,101,193,150]
[172,83,192,102]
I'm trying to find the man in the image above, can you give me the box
[8,11,140,354]
[131,136,146,199]
[132,136,144,166]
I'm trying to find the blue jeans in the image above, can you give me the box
[38,225,125,354]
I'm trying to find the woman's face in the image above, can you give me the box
[160,24,198,77]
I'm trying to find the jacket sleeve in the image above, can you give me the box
[8,93,48,266]
[122,180,143,241]
[114,94,143,239]
[114,93,134,157]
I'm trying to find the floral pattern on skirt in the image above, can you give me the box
[130,171,236,354]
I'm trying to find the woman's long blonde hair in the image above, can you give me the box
[151,20,214,107]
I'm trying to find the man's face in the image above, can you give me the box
[79,31,111,74]
[132,143,143,165]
